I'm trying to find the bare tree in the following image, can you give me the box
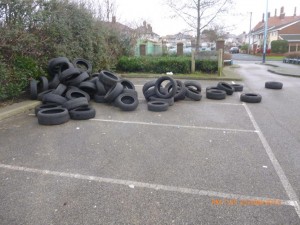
[166,0,232,52]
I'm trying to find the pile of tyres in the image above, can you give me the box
[143,76,202,112]
[30,57,138,125]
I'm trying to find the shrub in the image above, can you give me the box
[0,55,44,100]
[117,56,218,74]
[271,40,288,53]
[284,51,300,58]
[0,0,135,100]
[195,60,218,73]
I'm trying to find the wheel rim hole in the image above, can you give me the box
[121,96,134,104]
[42,109,65,114]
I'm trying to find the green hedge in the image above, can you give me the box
[271,40,288,53]
[0,55,43,100]
[116,56,218,74]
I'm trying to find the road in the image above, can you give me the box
[231,53,263,62]
[0,62,299,224]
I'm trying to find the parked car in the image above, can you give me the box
[230,47,239,54]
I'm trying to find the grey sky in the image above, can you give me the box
[115,0,299,36]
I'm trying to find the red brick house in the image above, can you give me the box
[251,7,300,52]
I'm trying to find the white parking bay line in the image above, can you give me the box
[243,103,300,219]
[0,163,295,207]
[90,119,258,133]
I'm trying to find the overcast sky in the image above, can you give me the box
[114,0,299,36]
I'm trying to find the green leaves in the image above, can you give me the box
[116,56,218,74]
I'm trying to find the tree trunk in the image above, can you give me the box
[196,0,201,53]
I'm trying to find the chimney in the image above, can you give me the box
[280,6,285,19]
[147,24,152,33]
[112,16,116,23]
[262,13,265,22]
[275,8,277,17]
[268,12,270,18]
[294,7,297,16]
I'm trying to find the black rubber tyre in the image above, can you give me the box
[104,82,123,103]
[265,81,283,90]
[59,68,81,82]
[52,84,67,96]
[206,86,219,91]
[72,58,92,74]
[95,79,107,95]
[231,84,244,92]
[62,97,89,110]
[30,79,38,100]
[185,88,202,101]
[155,76,177,99]
[120,79,135,90]
[79,81,97,95]
[91,73,100,78]
[49,74,60,89]
[94,94,107,103]
[121,89,138,97]
[144,87,156,101]
[165,80,187,101]
[38,76,49,92]
[42,93,67,105]
[217,82,235,95]
[35,103,61,116]
[65,88,90,101]
[149,97,174,106]
[99,70,120,86]
[114,93,139,111]
[142,80,156,94]
[206,89,226,100]
[240,93,262,103]
[48,57,70,77]
[69,106,96,120]
[184,81,202,92]
[37,89,54,101]
[148,101,169,112]
[37,108,70,125]
[65,71,89,87]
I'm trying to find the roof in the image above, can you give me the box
[279,34,300,42]
[101,21,133,33]
[252,16,300,33]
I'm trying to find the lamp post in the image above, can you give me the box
[262,0,268,63]
[248,12,252,54]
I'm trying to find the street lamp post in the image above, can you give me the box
[262,0,269,63]
[248,12,252,55]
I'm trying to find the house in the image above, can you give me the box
[250,7,300,53]
[134,21,163,56]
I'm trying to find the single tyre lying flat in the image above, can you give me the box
[206,89,226,100]
[240,93,262,103]
[231,84,244,92]
[148,101,169,112]
[149,97,174,106]
[69,106,96,120]
[114,93,139,111]
[37,108,70,125]
[265,81,283,90]
[35,103,61,116]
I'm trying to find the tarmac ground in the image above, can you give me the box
[0,62,299,224]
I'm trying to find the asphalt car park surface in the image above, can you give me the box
[0,64,300,224]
